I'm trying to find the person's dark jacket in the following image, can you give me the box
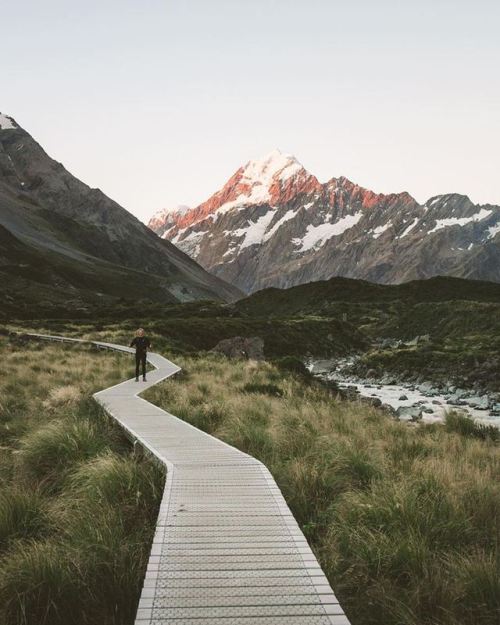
[130,336,151,353]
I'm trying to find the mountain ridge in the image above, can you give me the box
[0,112,241,318]
[149,150,500,293]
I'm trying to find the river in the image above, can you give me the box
[309,360,500,426]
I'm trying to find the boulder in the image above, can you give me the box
[211,336,264,360]
[363,397,382,408]
[418,381,434,394]
[399,394,408,401]
[447,396,467,406]
[381,403,397,416]
[396,406,423,422]
[310,360,337,374]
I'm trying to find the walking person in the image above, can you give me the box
[130,328,151,382]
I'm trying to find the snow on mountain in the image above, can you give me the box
[428,208,492,234]
[0,113,16,130]
[148,152,500,293]
[293,211,364,253]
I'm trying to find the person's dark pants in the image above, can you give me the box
[135,352,146,379]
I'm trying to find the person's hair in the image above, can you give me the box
[136,328,145,336]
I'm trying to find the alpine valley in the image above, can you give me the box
[0,113,241,319]
[149,149,500,294]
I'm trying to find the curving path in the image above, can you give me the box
[28,334,351,625]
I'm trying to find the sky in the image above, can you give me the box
[1,0,499,222]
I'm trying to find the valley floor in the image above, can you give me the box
[2,322,500,625]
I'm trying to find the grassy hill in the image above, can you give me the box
[235,275,500,318]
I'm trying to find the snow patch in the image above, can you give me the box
[428,208,492,234]
[426,197,441,208]
[293,212,363,253]
[0,113,16,130]
[372,221,392,239]
[173,229,207,256]
[263,209,298,242]
[154,205,191,219]
[231,210,278,250]
[398,218,419,238]
[487,221,500,239]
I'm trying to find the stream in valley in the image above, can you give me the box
[310,360,500,426]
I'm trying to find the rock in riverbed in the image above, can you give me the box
[396,406,423,422]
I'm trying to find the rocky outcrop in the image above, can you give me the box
[211,337,265,360]
[149,150,500,294]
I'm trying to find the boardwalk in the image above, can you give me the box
[28,334,351,625]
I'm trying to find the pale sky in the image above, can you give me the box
[2,0,499,222]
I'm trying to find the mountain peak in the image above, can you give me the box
[148,150,319,234]
[240,149,303,187]
[0,113,17,130]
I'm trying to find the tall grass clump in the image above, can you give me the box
[0,489,49,548]
[145,353,500,625]
[445,411,500,442]
[17,419,110,491]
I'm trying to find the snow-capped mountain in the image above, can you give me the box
[149,149,500,293]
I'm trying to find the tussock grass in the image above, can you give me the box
[0,489,50,547]
[145,354,500,625]
[17,419,110,492]
[0,338,164,625]
[445,411,500,442]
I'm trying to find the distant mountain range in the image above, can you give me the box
[149,149,500,293]
[0,113,240,318]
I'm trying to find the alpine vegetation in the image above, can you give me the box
[145,354,500,625]
[0,338,164,625]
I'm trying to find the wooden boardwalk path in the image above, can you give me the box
[28,334,351,625]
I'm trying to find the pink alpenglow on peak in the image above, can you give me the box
[148,149,320,236]
[147,151,500,294]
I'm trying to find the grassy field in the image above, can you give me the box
[144,354,500,625]
[0,337,164,625]
[3,313,500,625]
[7,274,500,391]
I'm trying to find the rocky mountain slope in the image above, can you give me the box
[0,113,240,318]
[149,149,500,293]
